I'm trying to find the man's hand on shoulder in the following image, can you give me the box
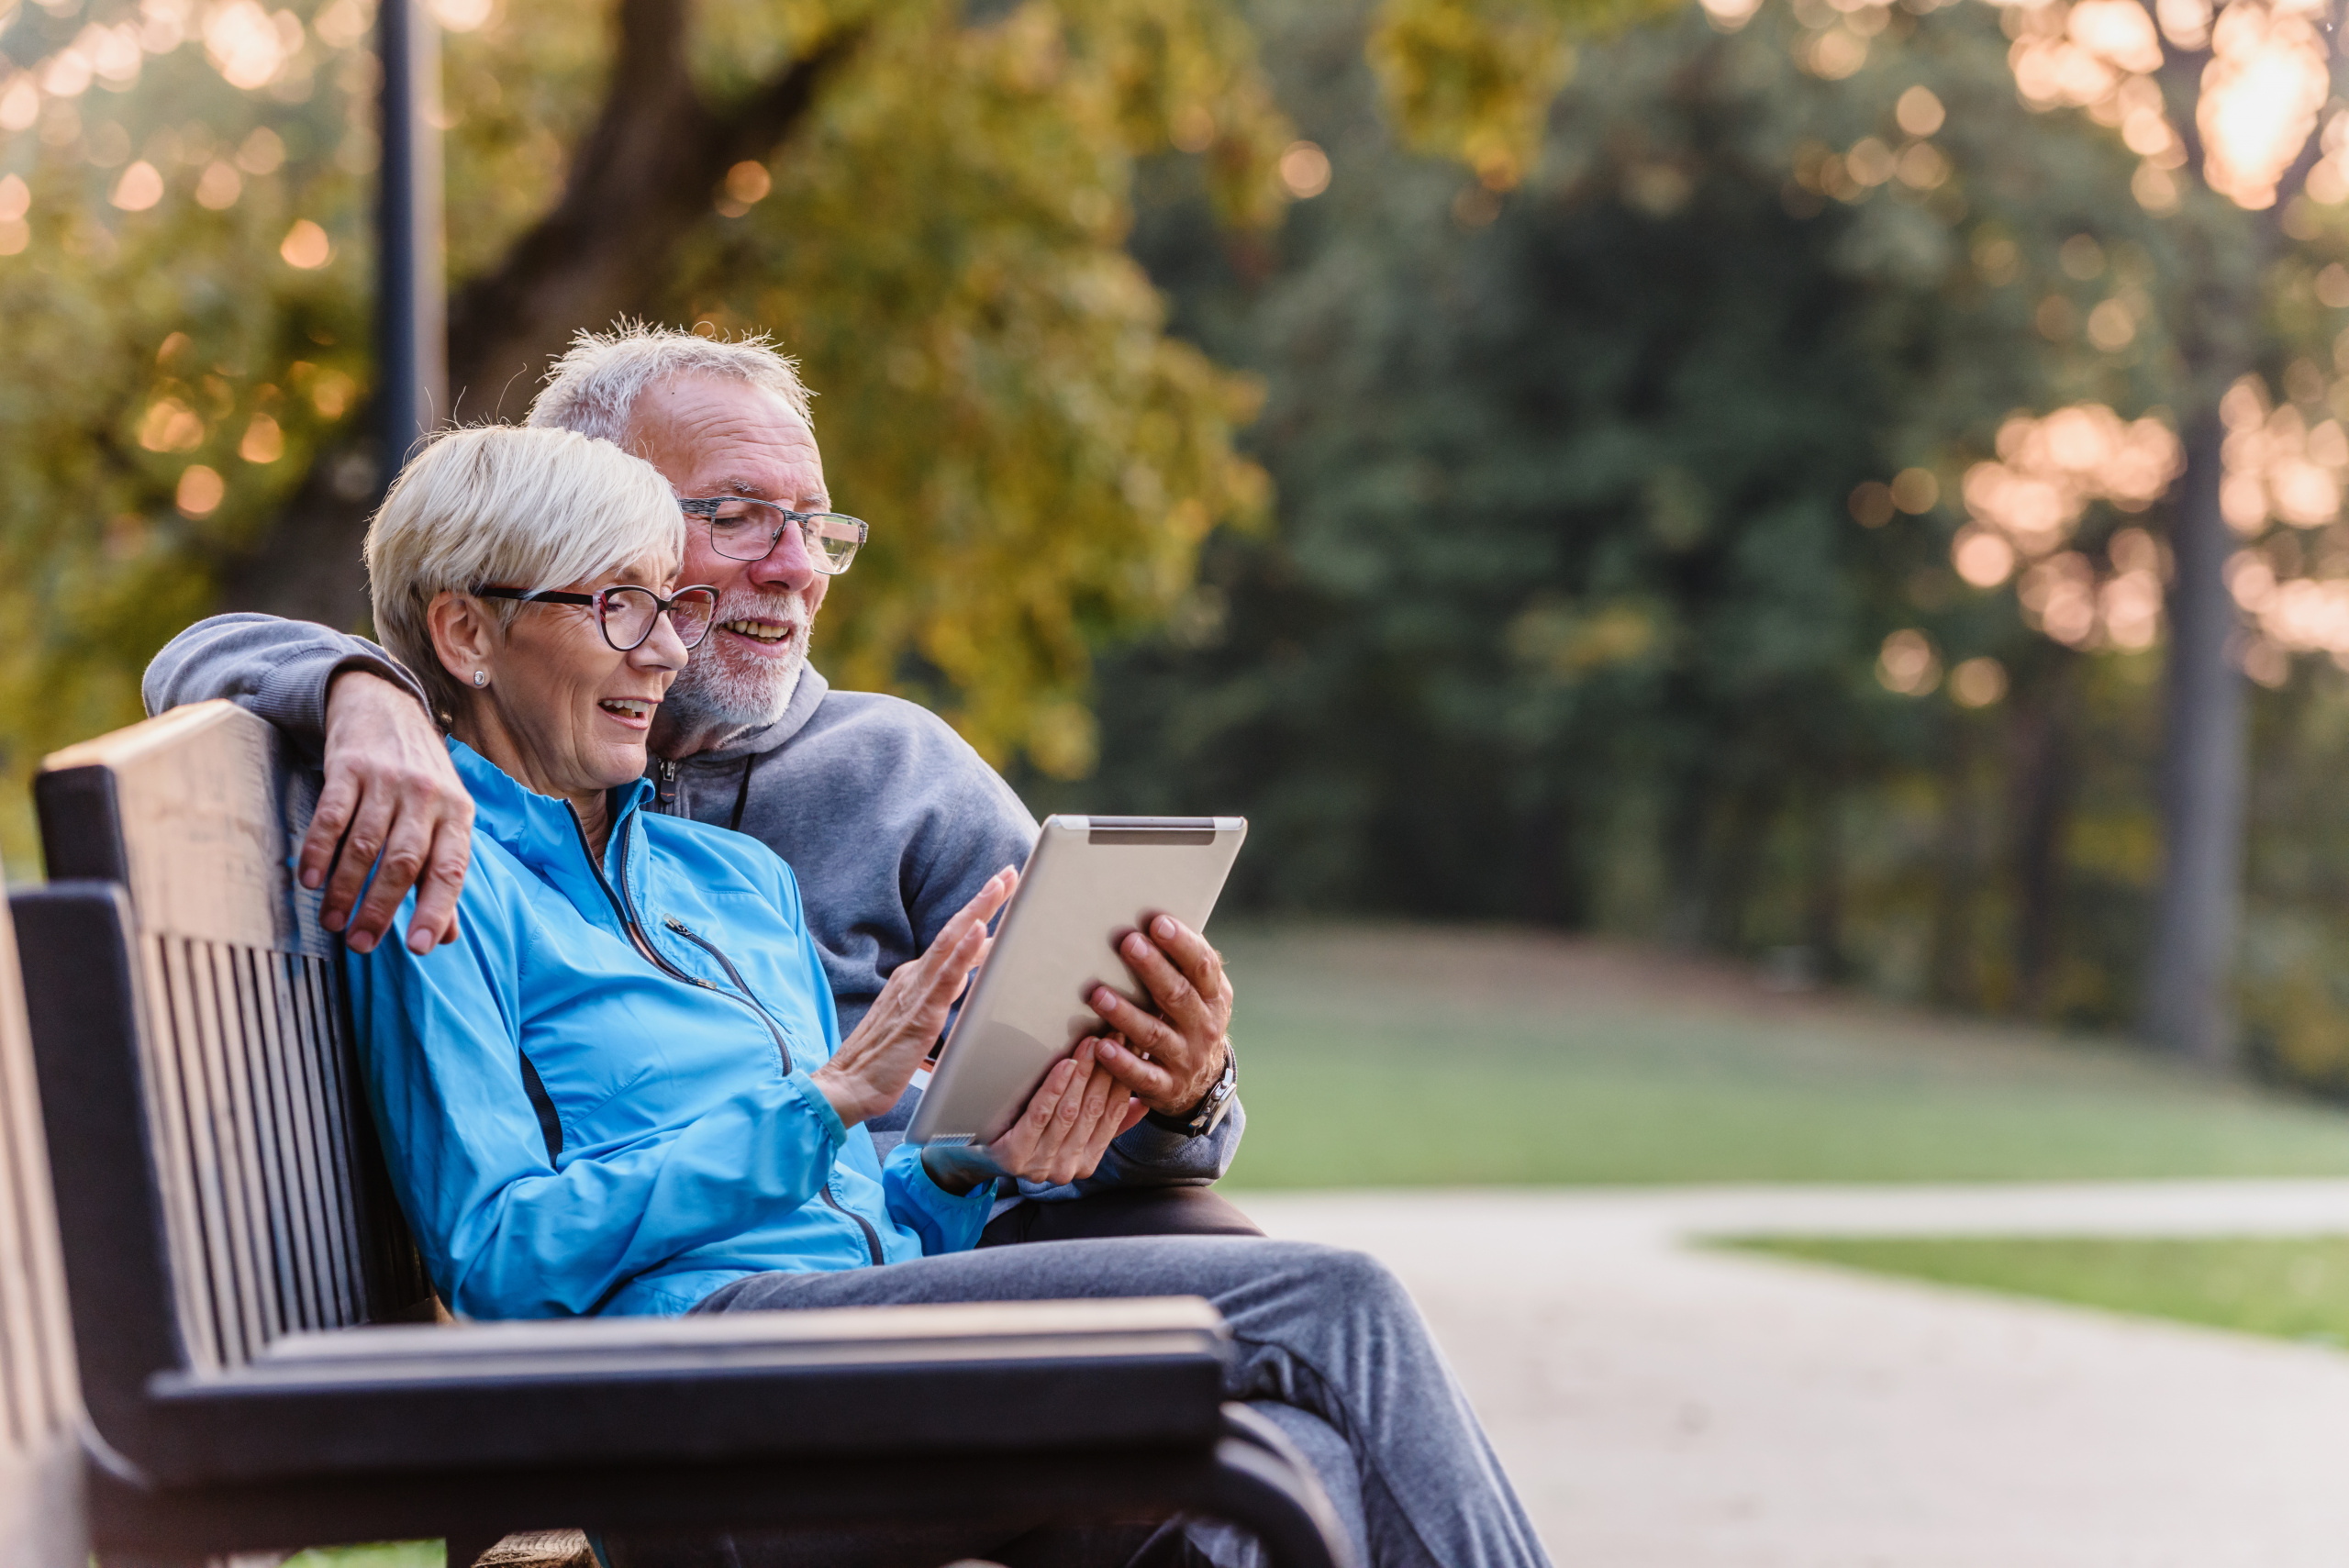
[1088,917,1233,1118]
[308,670,473,956]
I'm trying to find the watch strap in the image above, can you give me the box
[1145,1040,1237,1138]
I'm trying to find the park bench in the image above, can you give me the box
[10,699,1350,1568]
[0,857,89,1568]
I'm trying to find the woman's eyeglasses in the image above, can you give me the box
[473,584,720,652]
[680,497,868,573]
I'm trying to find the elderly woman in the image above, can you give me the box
[348,426,1550,1568]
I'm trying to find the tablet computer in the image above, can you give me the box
[905,815,1247,1148]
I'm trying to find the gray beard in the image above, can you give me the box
[661,639,806,745]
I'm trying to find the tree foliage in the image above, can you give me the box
[0,0,1296,868]
[1064,0,2349,1066]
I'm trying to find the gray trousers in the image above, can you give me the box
[689,1238,1551,1568]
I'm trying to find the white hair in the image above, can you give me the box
[528,320,816,444]
[365,424,684,723]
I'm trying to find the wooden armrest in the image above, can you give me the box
[136,1297,1230,1486]
[234,1296,1227,1380]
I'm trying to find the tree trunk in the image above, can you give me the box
[2143,402,2249,1065]
[440,0,860,413]
[1803,782,1844,981]
[1928,716,1978,1007]
[2009,652,2075,1017]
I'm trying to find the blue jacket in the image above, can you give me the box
[344,740,995,1319]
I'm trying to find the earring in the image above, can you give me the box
[472,670,488,687]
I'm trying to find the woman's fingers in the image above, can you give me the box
[984,1037,1144,1184]
[1052,1056,1122,1184]
[934,867,1018,954]
[828,878,1015,1124]
[995,1057,1078,1170]
[1063,1094,1144,1184]
[1032,1043,1134,1185]
[1030,1040,1099,1162]
[900,868,1012,1007]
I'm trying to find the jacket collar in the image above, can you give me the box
[674,664,830,767]
[449,738,654,879]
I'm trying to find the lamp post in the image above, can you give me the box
[375,0,445,492]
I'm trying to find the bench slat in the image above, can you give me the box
[39,703,435,1379]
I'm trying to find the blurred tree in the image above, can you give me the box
[1362,0,2349,1067]
[0,0,1290,866]
[1069,0,2270,1026]
[1947,0,2342,1065]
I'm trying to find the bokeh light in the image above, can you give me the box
[1951,656,2010,706]
[174,464,223,517]
[1877,628,1943,695]
[1954,406,2183,647]
[279,219,330,269]
[2217,374,2346,532]
[2197,0,2329,209]
[1279,140,1331,199]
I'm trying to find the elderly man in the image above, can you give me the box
[146,323,1255,1245]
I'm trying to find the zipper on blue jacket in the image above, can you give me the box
[562,803,790,1062]
[662,916,795,1074]
[568,801,868,1262]
[820,1185,885,1265]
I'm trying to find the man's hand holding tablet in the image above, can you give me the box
[1089,914,1235,1116]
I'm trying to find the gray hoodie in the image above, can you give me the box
[144,614,1241,1197]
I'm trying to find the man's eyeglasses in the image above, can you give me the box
[473,584,720,652]
[680,496,868,573]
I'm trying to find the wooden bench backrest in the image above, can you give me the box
[36,701,431,1373]
[0,857,85,1564]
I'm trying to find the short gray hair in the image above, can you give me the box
[365,424,684,723]
[529,320,816,445]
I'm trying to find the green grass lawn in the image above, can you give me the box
[1726,1235,2349,1346]
[1218,923,2349,1187]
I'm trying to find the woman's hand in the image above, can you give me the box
[811,868,1016,1128]
[922,1039,1146,1195]
[985,1038,1147,1184]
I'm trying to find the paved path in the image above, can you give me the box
[1236,1185,2349,1568]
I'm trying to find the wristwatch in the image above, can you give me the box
[1146,1040,1238,1138]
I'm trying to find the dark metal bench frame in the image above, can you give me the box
[13,702,1351,1568]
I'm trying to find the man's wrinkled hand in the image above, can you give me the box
[1087,915,1233,1117]
[307,671,473,957]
